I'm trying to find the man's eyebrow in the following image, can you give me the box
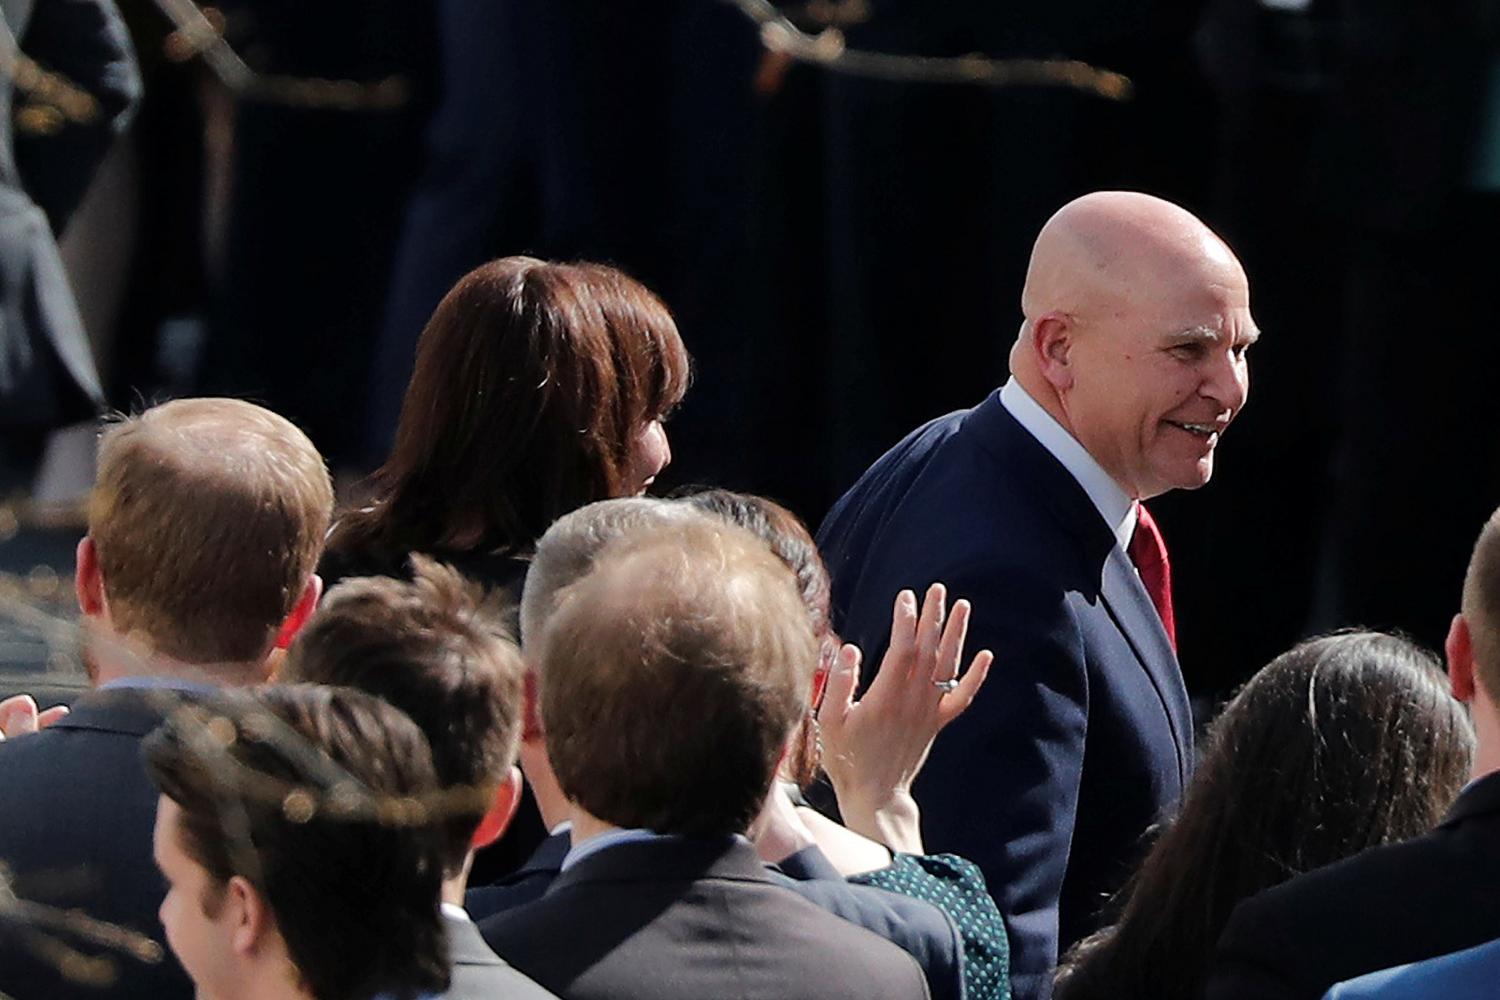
[1171,325,1261,345]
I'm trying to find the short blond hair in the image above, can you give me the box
[538,520,816,835]
[89,398,332,663]
[1463,507,1500,699]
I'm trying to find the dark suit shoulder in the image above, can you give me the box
[481,844,930,1000]
[1209,799,1500,1000]
[463,831,567,921]
[777,867,964,1000]
[444,915,558,1000]
[0,693,189,1000]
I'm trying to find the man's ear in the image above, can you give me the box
[810,666,830,711]
[75,537,107,618]
[1448,613,1475,702]
[1031,312,1077,391]
[272,574,322,651]
[471,766,523,850]
[226,875,274,957]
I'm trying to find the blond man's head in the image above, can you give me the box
[87,398,332,665]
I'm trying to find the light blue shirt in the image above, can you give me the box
[98,676,218,694]
[999,378,1137,552]
[559,828,674,872]
[1324,937,1500,999]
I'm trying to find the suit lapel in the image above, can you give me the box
[974,397,1193,785]
[1099,546,1192,785]
[446,914,505,967]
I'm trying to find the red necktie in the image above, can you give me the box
[1128,502,1176,651]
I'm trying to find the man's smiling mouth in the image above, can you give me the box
[1166,420,1223,440]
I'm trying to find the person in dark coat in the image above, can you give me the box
[0,0,138,440]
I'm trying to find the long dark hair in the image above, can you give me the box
[330,257,690,563]
[1054,631,1475,1000]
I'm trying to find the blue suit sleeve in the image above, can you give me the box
[905,565,1087,1000]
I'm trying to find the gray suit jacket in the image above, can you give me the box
[443,912,558,1000]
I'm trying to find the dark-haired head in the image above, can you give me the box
[144,685,449,1000]
[330,257,691,566]
[1056,630,1474,1000]
[280,556,526,878]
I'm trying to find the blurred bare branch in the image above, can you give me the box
[726,0,1133,100]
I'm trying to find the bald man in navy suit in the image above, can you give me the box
[819,192,1258,1000]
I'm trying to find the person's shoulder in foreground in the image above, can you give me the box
[1323,937,1500,1000]
[1206,769,1500,1000]
[444,907,557,1000]
[483,834,932,1000]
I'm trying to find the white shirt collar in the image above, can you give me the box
[440,902,471,923]
[999,378,1137,552]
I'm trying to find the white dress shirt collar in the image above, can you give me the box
[999,378,1137,552]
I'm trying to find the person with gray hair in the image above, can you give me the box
[517,497,699,647]
[469,497,708,915]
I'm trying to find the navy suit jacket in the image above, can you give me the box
[479,836,930,1000]
[1207,771,1500,1000]
[0,689,190,1000]
[464,830,570,921]
[817,391,1193,1000]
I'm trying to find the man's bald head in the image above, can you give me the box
[1010,192,1256,500]
[1019,191,1246,348]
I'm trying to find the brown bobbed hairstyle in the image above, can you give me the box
[1055,631,1475,1000]
[280,556,526,878]
[330,257,691,563]
[144,685,449,1000]
[538,521,816,836]
[90,398,332,664]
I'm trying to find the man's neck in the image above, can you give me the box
[569,811,621,847]
[1470,689,1500,783]
[86,624,267,689]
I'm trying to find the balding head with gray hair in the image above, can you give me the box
[519,498,704,649]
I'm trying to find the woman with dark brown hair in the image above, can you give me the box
[1053,631,1475,1000]
[323,256,691,592]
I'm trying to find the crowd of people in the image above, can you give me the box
[9,0,1498,703]
[0,187,1497,1000]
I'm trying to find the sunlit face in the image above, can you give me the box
[624,418,671,495]
[153,797,238,1000]
[1062,258,1256,499]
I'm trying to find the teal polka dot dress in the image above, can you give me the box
[852,853,1011,1000]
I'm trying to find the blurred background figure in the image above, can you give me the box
[0,0,138,486]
